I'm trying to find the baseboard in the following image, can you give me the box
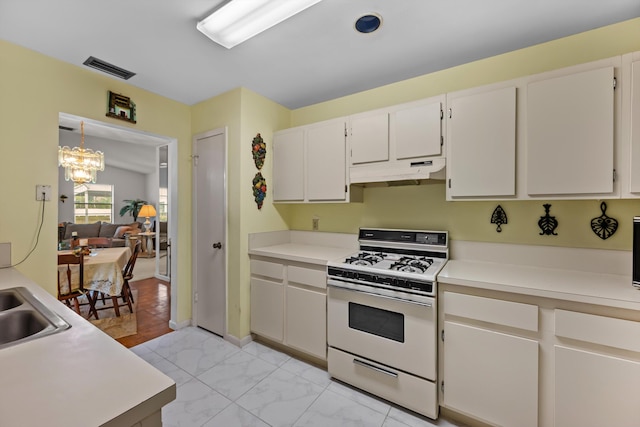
[225,333,253,348]
[169,319,191,330]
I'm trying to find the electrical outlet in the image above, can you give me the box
[36,185,51,201]
[312,218,319,231]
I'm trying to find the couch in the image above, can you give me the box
[58,221,143,248]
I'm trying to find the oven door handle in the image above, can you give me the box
[353,358,399,378]
[328,281,432,308]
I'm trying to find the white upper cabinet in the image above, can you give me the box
[273,118,360,203]
[629,57,640,193]
[349,96,445,184]
[349,111,389,165]
[306,119,347,201]
[526,66,615,196]
[446,85,517,199]
[273,128,304,202]
[393,101,442,159]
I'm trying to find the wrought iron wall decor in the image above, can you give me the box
[538,204,558,236]
[490,205,508,232]
[590,201,618,240]
[253,172,267,209]
[252,133,266,170]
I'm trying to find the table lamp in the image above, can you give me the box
[138,204,157,233]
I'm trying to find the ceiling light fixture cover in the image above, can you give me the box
[197,0,323,49]
[355,13,382,34]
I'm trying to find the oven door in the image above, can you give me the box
[327,280,436,381]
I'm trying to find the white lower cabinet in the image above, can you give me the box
[554,309,640,427]
[250,257,328,361]
[441,292,539,427]
[250,260,284,342]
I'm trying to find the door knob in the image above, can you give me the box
[213,242,222,249]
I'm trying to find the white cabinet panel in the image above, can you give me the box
[527,67,614,195]
[447,86,516,198]
[286,285,326,359]
[394,101,442,159]
[250,278,284,342]
[443,321,538,427]
[306,120,346,201]
[273,129,304,201]
[630,60,640,193]
[349,112,389,164]
[555,346,640,427]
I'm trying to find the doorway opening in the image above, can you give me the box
[57,112,179,336]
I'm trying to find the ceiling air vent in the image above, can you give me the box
[82,56,136,80]
[58,125,74,132]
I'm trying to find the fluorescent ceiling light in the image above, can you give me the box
[197,0,323,49]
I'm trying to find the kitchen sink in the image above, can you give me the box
[0,287,71,350]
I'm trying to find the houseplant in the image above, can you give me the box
[119,199,147,221]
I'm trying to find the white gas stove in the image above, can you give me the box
[326,228,449,419]
[327,228,448,299]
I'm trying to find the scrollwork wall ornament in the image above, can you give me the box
[590,201,618,240]
[538,204,558,236]
[490,205,508,232]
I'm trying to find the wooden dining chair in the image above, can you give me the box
[70,237,113,248]
[95,241,140,317]
[57,253,98,319]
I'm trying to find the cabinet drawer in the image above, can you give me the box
[328,347,437,419]
[443,292,538,332]
[555,309,640,352]
[250,259,284,280]
[287,265,326,289]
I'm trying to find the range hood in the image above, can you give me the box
[350,157,446,185]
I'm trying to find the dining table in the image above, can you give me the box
[57,246,131,297]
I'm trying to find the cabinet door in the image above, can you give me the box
[526,67,614,195]
[394,99,442,160]
[307,120,346,201]
[273,129,304,201]
[631,61,640,193]
[555,346,640,427]
[250,278,284,342]
[447,86,516,198]
[443,321,538,427]
[286,285,327,360]
[349,111,389,164]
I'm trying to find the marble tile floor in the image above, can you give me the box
[131,327,467,427]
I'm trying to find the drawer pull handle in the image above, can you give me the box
[353,358,398,378]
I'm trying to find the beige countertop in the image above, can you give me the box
[0,268,175,427]
[249,243,355,265]
[439,259,640,311]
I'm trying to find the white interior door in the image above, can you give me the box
[193,129,226,336]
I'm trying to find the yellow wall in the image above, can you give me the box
[2,17,640,341]
[0,40,193,323]
[283,18,640,251]
[191,87,290,339]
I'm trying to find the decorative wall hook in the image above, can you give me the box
[490,205,508,232]
[538,204,558,236]
[590,201,618,240]
[252,172,266,209]
[252,133,266,170]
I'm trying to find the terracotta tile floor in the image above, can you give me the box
[117,277,173,348]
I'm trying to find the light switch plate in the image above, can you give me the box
[0,243,11,267]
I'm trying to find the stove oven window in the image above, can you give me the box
[348,302,405,342]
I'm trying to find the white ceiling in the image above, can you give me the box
[2,0,639,110]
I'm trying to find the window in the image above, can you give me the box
[158,187,168,222]
[74,184,114,224]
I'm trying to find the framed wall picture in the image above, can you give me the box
[106,91,137,123]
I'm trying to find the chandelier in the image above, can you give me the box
[58,121,105,184]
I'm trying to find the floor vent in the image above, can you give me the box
[82,56,136,80]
